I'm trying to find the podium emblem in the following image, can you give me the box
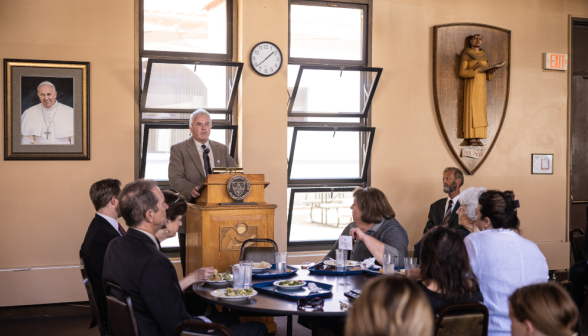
[227,175,250,201]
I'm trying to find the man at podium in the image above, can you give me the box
[168,109,238,275]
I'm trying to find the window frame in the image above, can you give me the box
[287,187,357,250]
[287,65,382,118]
[287,126,375,186]
[288,0,368,66]
[139,123,238,181]
[140,58,244,115]
[139,0,234,61]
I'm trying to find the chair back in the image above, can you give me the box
[79,250,107,336]
[239,238,279,263]
[435,302,489,336]
[105,282,139,336]
[174,320,234,336]
[570,228,585,263]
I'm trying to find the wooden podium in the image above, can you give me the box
[185,174,277,275]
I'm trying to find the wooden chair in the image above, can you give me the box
[174,320,233,336]
[105,282,139,336]
[570,228,585,264]
[79,250,107,336]
[435,302,489,336]
[239,238,279,263]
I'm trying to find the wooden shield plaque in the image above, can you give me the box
[433,23,511,174]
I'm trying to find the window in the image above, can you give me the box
[287,0,380,250]
[139,0,239,251]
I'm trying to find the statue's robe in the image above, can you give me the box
[458,48,494,140]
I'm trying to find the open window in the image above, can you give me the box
[140,58,243,114]
[140,123,237,181]
[287,126,375,186]
[287,65,382,118]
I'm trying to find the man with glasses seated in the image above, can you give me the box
[102,179,267,336]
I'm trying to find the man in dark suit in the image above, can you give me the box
[81,178,124,331]
[415,167,469,259]
[102,180,266,336]
[570,209,588,310]
[168,109,238,276]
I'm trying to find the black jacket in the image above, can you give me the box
[81,214,121,326]
[423,197,469,235]
[102,228,189,336]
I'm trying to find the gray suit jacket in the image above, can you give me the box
[169,138,237,233]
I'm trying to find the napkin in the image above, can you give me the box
[307,282,320,293]
[361,257,381,270]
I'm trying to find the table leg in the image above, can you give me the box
[311,316,318,336]
[287,315,292,336]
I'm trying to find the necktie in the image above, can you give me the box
[202,145,212,175]
[442,199,453,227]
[117,223,126,236]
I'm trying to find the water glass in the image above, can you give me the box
[239,260,253,289]
[232,265,244,289]
[336,249,348,268]
[404,257,418,276]
[275,252,288,273]
[382,252,395,275]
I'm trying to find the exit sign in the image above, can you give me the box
[544,53,568,71]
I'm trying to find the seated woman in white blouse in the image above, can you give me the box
[457,188,549,336]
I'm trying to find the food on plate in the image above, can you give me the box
[223,288,255,297]
[208,269,232,281]
[315,264,337,271]
[253,261,272,269]
[277,280,305,286]
[347,261,358,266]
[379,268,383,274]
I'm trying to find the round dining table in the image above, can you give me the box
[192,265,381,336]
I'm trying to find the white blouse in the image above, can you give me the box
[464,229,548,336]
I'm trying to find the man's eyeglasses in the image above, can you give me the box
[171,195,182,206]
[297,297,324,311]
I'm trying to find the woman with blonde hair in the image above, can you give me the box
[345,276,434,336]
[509,282,578,336]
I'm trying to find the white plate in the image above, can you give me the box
[273,280,306,290]
[210,289,257,301]
[324,260,360,267]
[252,267,271,273]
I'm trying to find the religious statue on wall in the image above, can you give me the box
[433,24,511,174]
[458,34,506,146]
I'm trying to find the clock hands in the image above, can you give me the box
[256,51,275,67]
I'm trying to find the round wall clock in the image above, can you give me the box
[250,41,282,76]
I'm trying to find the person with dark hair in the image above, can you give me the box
[418,227,483,313]
[463,190,548,336]
[324,187,408,267]
[345,276,434,336]
[415,167,468,259]
[102,180,267,336]
[509,283,578,336]
[80,178,123,331]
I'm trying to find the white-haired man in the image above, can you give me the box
[168,109,237,274]
[21,81,74,144]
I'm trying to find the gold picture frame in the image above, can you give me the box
[4,59,90,160]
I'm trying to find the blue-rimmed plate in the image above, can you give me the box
[364,268,405,276]
[251,265,299,279]
[252,281,332,300]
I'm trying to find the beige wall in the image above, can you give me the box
[1,0,587,306]
[0,0,135,306]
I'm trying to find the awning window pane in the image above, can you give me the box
[143,0,227,54]
[287,188,355,243]
[144,63,236,109]
[290,4,363,61]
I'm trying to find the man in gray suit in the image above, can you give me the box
[168,109,237,274]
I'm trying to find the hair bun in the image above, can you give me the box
[503,191,520,215]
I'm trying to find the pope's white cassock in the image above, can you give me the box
[21,101,74,144]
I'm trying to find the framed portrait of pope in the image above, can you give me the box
[4,59,90,160]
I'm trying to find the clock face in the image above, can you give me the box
[250,42,282,76]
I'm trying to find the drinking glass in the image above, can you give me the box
[275,252,288,273]
[382,252,395,275]
[404,257,418,276]
[336,249,347,268]
[232,265,244,289]
[239,260,253,289]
